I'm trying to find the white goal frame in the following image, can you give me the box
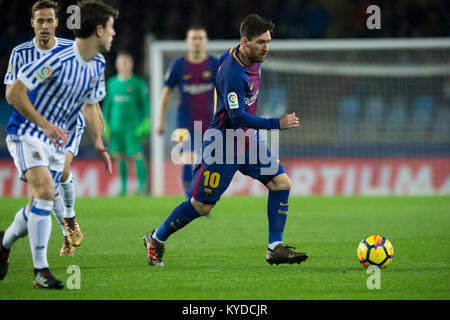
[149,38,450,196]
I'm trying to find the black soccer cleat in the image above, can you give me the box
[266,244,308,266]
[33,269,64,289]
[143,230,165,267]
[0,231,10,280]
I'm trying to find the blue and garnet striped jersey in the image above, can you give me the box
[164,55,219,132]
[210,45,280,132]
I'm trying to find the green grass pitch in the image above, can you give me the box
[0,196,449,300]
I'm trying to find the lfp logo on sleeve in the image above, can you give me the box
[227,92,239,109]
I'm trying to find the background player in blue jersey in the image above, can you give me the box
[0,0,117,289]
[2,0,103,257]
[156,25,219,195]
[144,14,308,267]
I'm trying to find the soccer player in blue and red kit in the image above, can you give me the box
[144,14,308,266]
[156,26,219,194]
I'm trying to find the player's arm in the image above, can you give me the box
[4,48,22,103]
[135,79,151,138]
[84,65,111,173]
[82,102,112,174]
[224,73,278,130]
[225,73,299,130]
[5,85,13,100]
[6,79,68,146]
[157,59,179,135]
[95,102,104,132]
[156,86,173,135]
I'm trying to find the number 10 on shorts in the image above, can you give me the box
[203,171,220,188]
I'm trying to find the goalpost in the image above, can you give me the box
[149,38,450,196]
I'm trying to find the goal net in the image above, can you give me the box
[149,39,450,196]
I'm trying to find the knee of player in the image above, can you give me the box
[35,187,55,201]
[269,174,292,191]
[191,198,214,216]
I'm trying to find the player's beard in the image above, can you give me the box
[39,32,51,44]
[249,51,267,64]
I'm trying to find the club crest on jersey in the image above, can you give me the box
[32,152,41,160]
[92,76,97,84]
[227,92,239,109]
[36,65,53,81]
[202,71,212,80]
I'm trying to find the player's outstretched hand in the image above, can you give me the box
[42,122,69,148]
[96,146,112,174]
[279,112,300,130]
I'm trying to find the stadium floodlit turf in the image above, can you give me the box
[0,196,449,300]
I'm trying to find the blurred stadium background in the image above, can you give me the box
[0,0,449,197]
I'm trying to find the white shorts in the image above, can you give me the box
[67,126,85,157]
[6,134,66,188]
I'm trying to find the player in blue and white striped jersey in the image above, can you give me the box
[3,0,102,258]
[0,0,117,289]
[4,22,82,258]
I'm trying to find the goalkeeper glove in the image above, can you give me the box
[135,118,150,138]
[102,120,110,141]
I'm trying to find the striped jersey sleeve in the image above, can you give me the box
[4,42,31,85]
[85,54,106,104]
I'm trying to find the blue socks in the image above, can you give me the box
[155,199,201,242]
[182,164,193,195]
[267,190,290,247]
[154,189,290,247]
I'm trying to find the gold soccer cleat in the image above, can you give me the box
[64,217,83,247]
[59,236,75,256]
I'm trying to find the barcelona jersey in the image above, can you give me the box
[164,55,219,132]
[210,45,280,133]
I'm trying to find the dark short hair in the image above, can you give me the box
[31,0,60,18]
[73,0,119,39]
[240,14,275,40]
[186,24,207,35]
[117,50,133,59]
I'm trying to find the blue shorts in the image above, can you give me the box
[187,146,285,205]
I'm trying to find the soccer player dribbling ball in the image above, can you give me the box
[143,14,308,267]
[0,0,118,289]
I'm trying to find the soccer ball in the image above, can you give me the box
[357,235,394,269]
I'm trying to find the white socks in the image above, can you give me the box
[60,172,76,219]
[52,193,67,236]
[28,199,53,270]
[268,241,282,251]
[2,206,29,250]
